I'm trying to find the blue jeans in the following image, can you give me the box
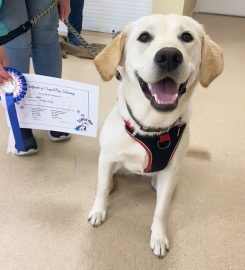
[0,0,62,77]
[0,0,65,147]
[68,0,84,45]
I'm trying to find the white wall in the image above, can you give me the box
[196,0,245,16]
[152,0,185,15]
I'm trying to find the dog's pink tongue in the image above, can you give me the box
[148,78,178,105]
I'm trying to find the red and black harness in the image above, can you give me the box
[124,106,186,173]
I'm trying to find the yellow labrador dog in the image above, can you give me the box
[88,14,223,258]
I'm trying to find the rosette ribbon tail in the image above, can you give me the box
[5,93,26,152]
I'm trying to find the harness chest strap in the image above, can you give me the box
[124,120,186,173]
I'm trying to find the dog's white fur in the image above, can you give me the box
[88,14,223,258]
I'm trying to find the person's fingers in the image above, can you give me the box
[61,8,70,21]
[0,64,11,81]
[1,58,8,67]
[0,46,11,82]
[58,7,65,21]
[1,54,9,67]
[58,0,70,21]
[0,46,9,66]
[65,5,71,20]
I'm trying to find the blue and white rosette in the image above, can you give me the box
[0,67,27,152]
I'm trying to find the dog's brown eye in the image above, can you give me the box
[138,32,152,43]
[181,32,193,42]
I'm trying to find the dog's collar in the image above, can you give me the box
[125,102,183,133]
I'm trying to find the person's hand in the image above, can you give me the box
[58,0,71,21]
[0,46,11,84]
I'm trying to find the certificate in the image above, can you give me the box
[7,74,99,137]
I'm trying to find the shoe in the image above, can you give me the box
[48,131,71,142]
[67,36,82,46]
[14,128,38,156]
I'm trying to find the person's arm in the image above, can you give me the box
[57,0,71,21]
[0,46,11,83]
[0,1,10,83]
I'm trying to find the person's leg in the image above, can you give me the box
[26,0,70,141]
[26,0,62,78]
[0,0,38,155]
[0,0,31,72]
[68,0,84,45]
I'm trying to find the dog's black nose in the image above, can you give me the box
[154,48,183,71]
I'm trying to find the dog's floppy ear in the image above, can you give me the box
[94,28,129,81]
[199,28,224,87]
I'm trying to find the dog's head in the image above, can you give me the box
[95,14,223,112]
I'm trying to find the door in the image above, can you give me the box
[82,0,152,33]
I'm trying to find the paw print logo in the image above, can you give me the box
[75,118,93,132]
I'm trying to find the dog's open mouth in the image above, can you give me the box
[136,74,187,112]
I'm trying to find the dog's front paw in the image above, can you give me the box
[150,228,170,258]
[88,209,107,227]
